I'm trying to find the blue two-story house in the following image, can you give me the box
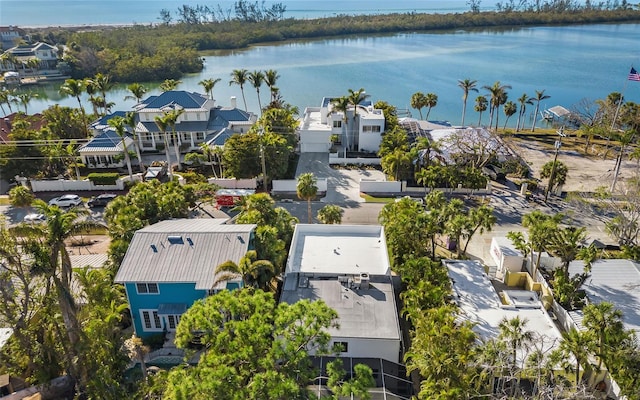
[114,219,256,338]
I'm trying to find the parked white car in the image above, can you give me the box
[48,194,83,207]
[23,213,46,223]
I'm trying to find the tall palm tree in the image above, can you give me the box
[515,93,531,132]
[458,78,478,126]
[381,148,411,181]
[483,81,511,130]
[412,136,441,169]
[0,87,14,115]
[410,92,426,119]
[248,70,265,113]
[347,88,370,151]
[424,93,438,121]
[330,96,350,157]
[530,89,551,132]
[84,78,99,116]
[229,69,249,111]
[559,328,593,387]
[199,142,218,178]
[124,82,148,105]
[198,77,221,100]
[214,250,275,291]
[498,316,534,369]
[59,78,89,136]
[159,79,182,92]
[296,172,318,223]
[264,69,280,102]
[162,108,185,171]
[503,100,517,129]
[91,73,112,115]
[154,115,173,179]
[124,111,145,174]
[583,302,627,370]
[475,96,488,126]
[108,116,134,180]
[16,91,37,114]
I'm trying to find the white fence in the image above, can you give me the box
[329,154,381,165]
[360,180,401,193]
[208,178,257,189]
[360,180,492,195]
[272,178,328,193]
[30,179,125,192]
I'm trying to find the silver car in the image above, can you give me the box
[48,194,83,207]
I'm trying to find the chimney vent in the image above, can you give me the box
[230,96,237,109]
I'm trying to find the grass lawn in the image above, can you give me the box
[360,193,394,203]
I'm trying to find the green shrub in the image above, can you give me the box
[88,172,120,185]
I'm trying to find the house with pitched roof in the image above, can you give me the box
[80,92,256,169]
[0,26,26,50]
[2,42,58,71]
[114,219,256,338]
[298,97,385,153]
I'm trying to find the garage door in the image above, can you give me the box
[300,143,329,153]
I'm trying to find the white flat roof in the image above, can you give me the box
[300,108,332,132]
[569,259,640,342]
[286,224,390,276]
[445,260,564,363]
[280,275,400,341]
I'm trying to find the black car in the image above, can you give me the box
[87,193,118,208]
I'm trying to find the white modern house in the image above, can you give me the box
[280,224,411,397]
[79,92,256,169]
[298,97,385,153]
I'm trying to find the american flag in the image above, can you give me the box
[629,67,640,82]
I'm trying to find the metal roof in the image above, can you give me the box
[115,219,256,290]
[139,91,209,110]
[78,128,133,153]
[569,259,640,342]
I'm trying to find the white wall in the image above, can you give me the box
[359,180,401,193]
[312,337,400,363]
[272,178,327,193]
[30,179,124,192]
[209,178,256,189]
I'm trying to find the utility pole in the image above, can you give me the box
[545,126,565,202]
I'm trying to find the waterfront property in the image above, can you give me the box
[0,26,26,51]
[298,97,385,154]
[81,91,257,169]
[1,41,58,72]
[114,219,256,338]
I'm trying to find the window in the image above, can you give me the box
[167,315,181,329]
[140,310,163,331]
[362,125,381,133]
[333,120,342,128]
[333,341,348,353]
[136,282,159,294]
[196,132,204,141]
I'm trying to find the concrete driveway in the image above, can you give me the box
[295,152,385,205]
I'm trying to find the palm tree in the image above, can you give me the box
[264,69,280,102]
[214,250,275,291]
[84,78,99,116]
[382,148,411,181]
[530,89,551,132]
[483,81,511,130]
[16,91,37,114]
[545,226,587,276]
[424,93,438,121]
[159,79,182,92]
[107,116,134,180]
[583,302,627,370]
[31,200,103,391]
[59,78,89,136]
[410,92,426,119]
[458,78,478,126]
[124,111,145,174]
[498,316,534,369]
[347,88,370,151]
[199,142,218,178]
[515,93,531,132]
[154,115,173,179]
[317,204,343,224]
[198,77,221,100]
[412,136,441,169]
[503,100,517,129]
[91,73,112,114]
[296,172,318,223]
[229,69,249,111]
[0,87,14,116]
[247,70,265,113]
[559,328,593,387]
[124,82,148,105]
[474,95,488,126]
[162,108,185,171]
[330,96,350,157]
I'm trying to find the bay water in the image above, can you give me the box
[14,23,640,128]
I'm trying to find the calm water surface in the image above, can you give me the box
[17,24,640,127]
